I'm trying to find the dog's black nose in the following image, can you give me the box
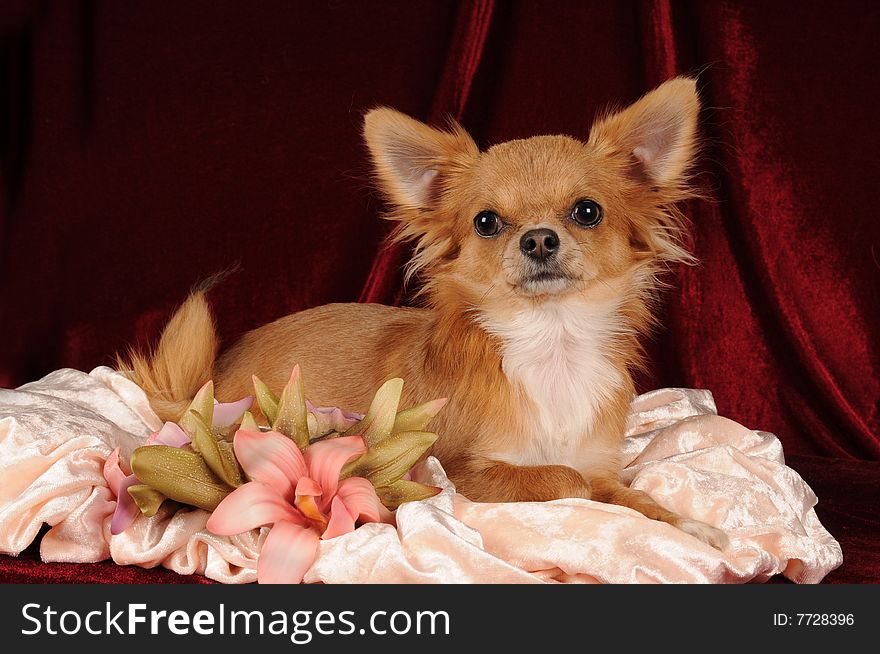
[519,228,560,261]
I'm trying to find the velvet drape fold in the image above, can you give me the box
[1,1,877,461]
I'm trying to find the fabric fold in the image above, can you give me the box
[0,367,842,584]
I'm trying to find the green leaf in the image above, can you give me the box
[375,480,442,510]
[127,484,167,517]
[239,410,261,432]
[392,397,447,434]
[214,424,238,443]
[344,378,404,447]
[130,445,231,512]
[217,440,243,487]
[272,365,310,449]
[252,375,279,426]
[340,430,437,488]
[188,410,242,487]
[179,380,214,444]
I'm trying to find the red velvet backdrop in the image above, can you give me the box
[1,2,877,458]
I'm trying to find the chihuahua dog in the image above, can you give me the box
[124,77,727,549]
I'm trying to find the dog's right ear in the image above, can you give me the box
[363,108,478,210]
[588,77,700,191]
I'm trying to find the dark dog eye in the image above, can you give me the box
[571,199,603,228]
[474,211,502,237]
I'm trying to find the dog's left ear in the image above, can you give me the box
[363,108,478,210]
[588,77,700,188]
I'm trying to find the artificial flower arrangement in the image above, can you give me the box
[103,365,446,583]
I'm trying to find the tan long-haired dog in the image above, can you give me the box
[124,77,727,549]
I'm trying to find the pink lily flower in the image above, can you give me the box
[206,430,393,584]
[103,421,191,534]
[213,396,254,429]
[103,397,252,535]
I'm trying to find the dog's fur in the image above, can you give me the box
[121,77,727,549]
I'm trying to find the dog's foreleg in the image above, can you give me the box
[590,477,729,550]
[451,458,592,503]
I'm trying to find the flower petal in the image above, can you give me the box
[336,477,395,524]
[343,378,403,447]
[252,375,280,426]
[110,474,141,535]
[240,410,260,432]
[233,430,308,499]
[212,396,254,429]
[340,430,437,488]
[303,435,366,506]
[126,484,166,517]
[392,397,448,433]
[102,448,129,494]
[146,422,191,448]
[273,365,310,448]
[294,477,327,526]
[179,380,215,438]
[206,481,305,536]
[306,400,364,436]
[374,479,442,510]
[130,445,231,512]
[257,520,320,584]
[295,477,322,497]
[322,496,356,540]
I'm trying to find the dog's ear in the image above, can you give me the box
[364,108,478,210]
[588,77,700,189]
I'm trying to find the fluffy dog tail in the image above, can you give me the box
[117,282,221,422]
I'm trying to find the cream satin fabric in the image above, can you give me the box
[0,367,842,583]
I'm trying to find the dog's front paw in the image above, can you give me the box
[676,518,730,551]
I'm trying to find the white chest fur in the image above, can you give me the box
[479,299,625,471]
